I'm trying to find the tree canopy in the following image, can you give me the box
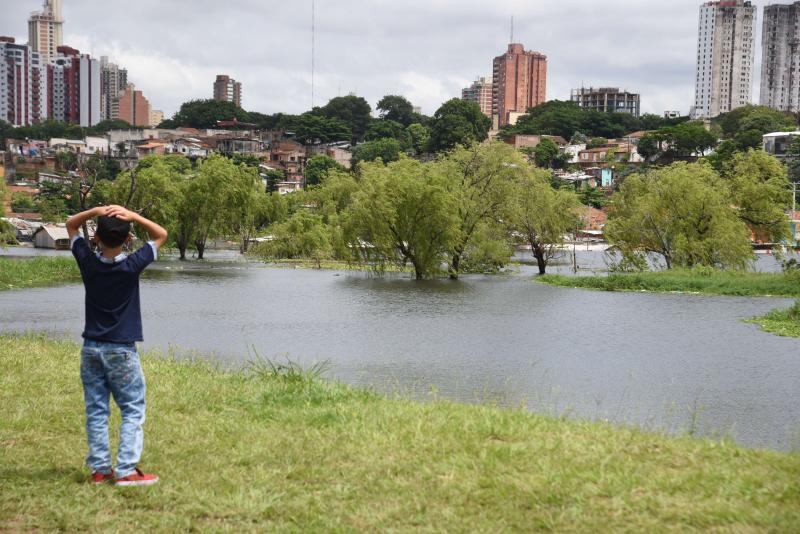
[713,105,796,142]
[292,114,352,144]
[365,119,411,148]
[349,157,459,279]
[314,95,373,143]
[501,100,688,141]
[353,138,404,165]
[605,162,755,270]
[376,95,415,127]
[508,168,580,274]
[304,155,346,187]
[428,99,491,153]
[722,149,792,244]
[160,99,251,129]
[637,122,718,160]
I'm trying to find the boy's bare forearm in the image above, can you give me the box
[129,212,168,248]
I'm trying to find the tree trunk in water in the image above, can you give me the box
[449,253,461,280]
[533,246,547,275]
[412,259,424,280]
[195,239,206,260]
[178,244,187,261]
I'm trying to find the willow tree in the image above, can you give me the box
[103,155,187,241]
[723,149,791,245]
[184,154,266,259]
[226,163,268,253]
[348,157,459,279]
[304,170,360,259]
[605,162,753,270]
[253,210,332,268]
[436,142,522,279]
[508,168,580,275]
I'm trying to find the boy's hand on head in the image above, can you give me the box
[106,205,136,222]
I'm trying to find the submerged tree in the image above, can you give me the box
[605,162,753,270]
[348,157,459,279]
[435,142,521,279]
[253,210,332,268]
[103,156,186,240]
[723,149,791,245]
[508,169,581,275]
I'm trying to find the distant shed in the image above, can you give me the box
[33,224,71,250]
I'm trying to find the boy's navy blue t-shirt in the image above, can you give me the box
[71,235,156,343]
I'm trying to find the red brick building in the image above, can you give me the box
[492,43,547,127]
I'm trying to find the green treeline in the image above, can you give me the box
[23,141,792,280]
[254,142,579,279]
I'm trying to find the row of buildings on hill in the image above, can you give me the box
[1,0,163,128]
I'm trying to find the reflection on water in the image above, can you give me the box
[0,250,798,451]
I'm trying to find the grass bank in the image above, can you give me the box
[747,301,800,338]
[0,256,79,291]
[539,270,800,298]
[1,335,798,531]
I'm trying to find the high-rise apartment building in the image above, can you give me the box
[492,43,547,128]
[761,1,800,113]
[79,54,101,127]
[691,0,756,119]
[49,45,80,123]
[570,87,641,117]
[213,74,242,107]
[100,56,128,121]
[28,0,64,64]
[0,37,48,127]
[118,84,152,127]
[462,76,493,118]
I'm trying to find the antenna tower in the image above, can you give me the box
[311,0,316,108]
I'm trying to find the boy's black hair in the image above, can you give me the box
[96,216,131,248]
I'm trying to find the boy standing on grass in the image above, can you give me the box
[66,205,167,486]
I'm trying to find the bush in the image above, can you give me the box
[10,192,36,213]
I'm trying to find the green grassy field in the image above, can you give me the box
[1,335,798,532]
[747,301,800,338]
[539,270,800,298]
[0,256,79,291]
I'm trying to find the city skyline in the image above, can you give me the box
[2,0,799,119]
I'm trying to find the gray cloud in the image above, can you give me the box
[0,0,782,118]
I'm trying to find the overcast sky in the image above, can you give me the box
[2,0,791,118]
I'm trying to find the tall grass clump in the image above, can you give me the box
[0,256,79,290]
[747,300,800,338]
[540,269,800,298]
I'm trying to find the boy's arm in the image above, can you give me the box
[107,205,168,249]
[66,206,109,240]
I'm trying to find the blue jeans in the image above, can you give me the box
[80,339,146,478]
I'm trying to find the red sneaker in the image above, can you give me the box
[91,471,115,485]
[114,467,159,487]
